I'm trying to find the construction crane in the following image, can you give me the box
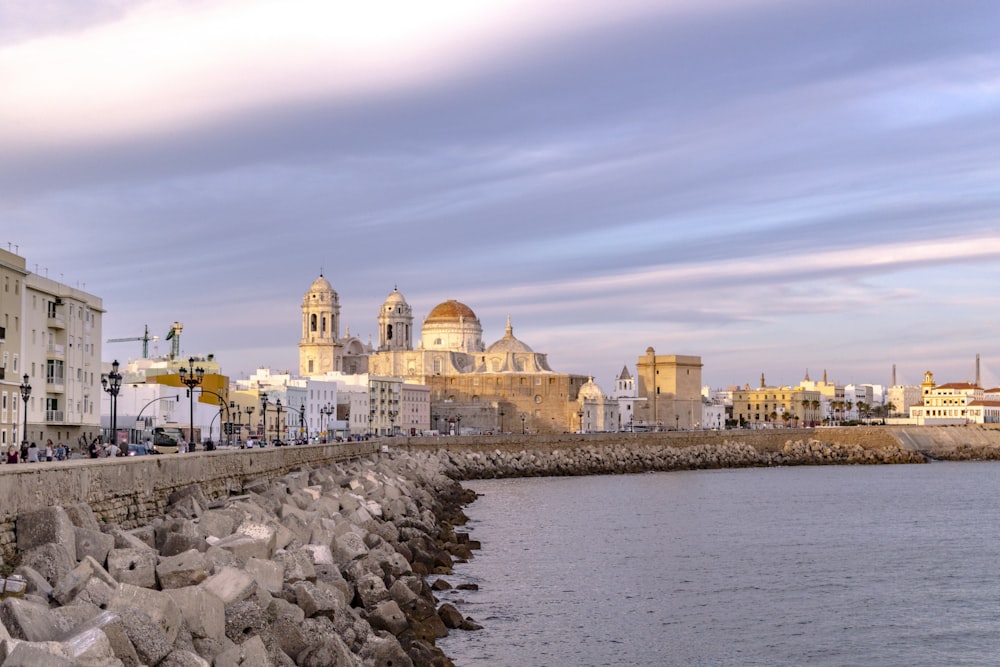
[107,324,157,359]
[165,321,183,360]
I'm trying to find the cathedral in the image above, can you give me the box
[298,275,602,433]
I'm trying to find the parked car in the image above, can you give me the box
[127,443,152,456]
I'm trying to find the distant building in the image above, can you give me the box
[730,373,822,428]
[633,349,703,430]
[908,371,1000,424]
[610,365,644,431]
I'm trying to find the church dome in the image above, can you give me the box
[384,287,407,306]
[487,317,533,354]
[426,300,478,323]
[579,377,605,400]
[308,274,336,296]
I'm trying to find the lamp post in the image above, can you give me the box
[499,409,505,434]
[455,415,461,436]
[432,414,439,434]
[275,399,283,445]
[232,402,240,447]
[19,373,31,447]
[320,403,334,442]
[260,393,268,445]
[177,357,205,450]
[389,411,397,437]
[101,360,123,446]
[243,406,254,447]
[520,413,526,435]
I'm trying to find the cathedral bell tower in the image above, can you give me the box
[299,274,342,376]
[378,287,413,352]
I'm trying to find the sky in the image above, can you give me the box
[3,0,1000,393]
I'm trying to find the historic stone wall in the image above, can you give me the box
[0,442,377,558]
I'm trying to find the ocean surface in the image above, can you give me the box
[436,462,1000,667]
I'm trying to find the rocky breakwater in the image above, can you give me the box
[0,451,480,667]
[431,438,926,479]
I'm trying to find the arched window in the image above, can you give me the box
[310,314,317,332]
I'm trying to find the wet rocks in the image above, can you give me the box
[0,452,479,666]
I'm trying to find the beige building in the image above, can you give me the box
[365,288,591,434]
[730,375,823,428]
[634,349,703,430]
[0,249,28,448]
[15,261,105,447]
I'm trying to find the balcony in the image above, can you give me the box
[46,376,65,393]
[46,343,65,360]
[47,314,66,330]
[45,410,65,423]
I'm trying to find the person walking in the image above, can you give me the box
[26,442,39,463]
[88,438,100,459]
[44,439,54,462]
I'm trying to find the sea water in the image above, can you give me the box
[437,462,1000,667]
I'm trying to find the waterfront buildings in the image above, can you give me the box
[0,247,105,448]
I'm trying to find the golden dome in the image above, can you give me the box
[425,300,478,323]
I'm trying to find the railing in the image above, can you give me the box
[47,314,66,329]
[45,410,65,423]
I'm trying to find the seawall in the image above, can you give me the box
[2,424,999,560]
[0,442,377,560]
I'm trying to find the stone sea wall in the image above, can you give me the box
[0,450,478,666]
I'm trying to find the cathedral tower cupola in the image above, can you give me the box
[378,286,413,352]
[299,274,343,375]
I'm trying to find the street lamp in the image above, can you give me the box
[520,413,526,435]
[454,415,461,436]
[19,373,31,447]
[577,408,584,433]
[389,410,397,437]
[320,403,334,442]
[499,409,505,434]
[260,393,268,445]
[232,402,241,447]
[101,360,123,446]
[275,399,283,444]
[432,414,439,434]
[243,406,255,447]
[177,357,205,450]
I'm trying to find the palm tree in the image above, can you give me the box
[781,412,791,428]
[801,399,811,427]
[811,400,821,426]
[885,401,897,419]
[845,401,853,423]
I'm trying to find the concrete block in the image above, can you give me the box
[0,597,78,642]
[212,533,272,561]
[332,531,369,567]
[243,558,283,595]
[16,506,77,562]
[275,548,316,584]
[156,549,211,590]
[58,610,139,667]
[213,633,270,667]
[368,599,409,636]
[107,583,182,645]
[51,556,119,608]
[164,586,226,643]
[194,510,236,539]
[75,527,115,566]
[106,548,157,588]
[199,566,257,606]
